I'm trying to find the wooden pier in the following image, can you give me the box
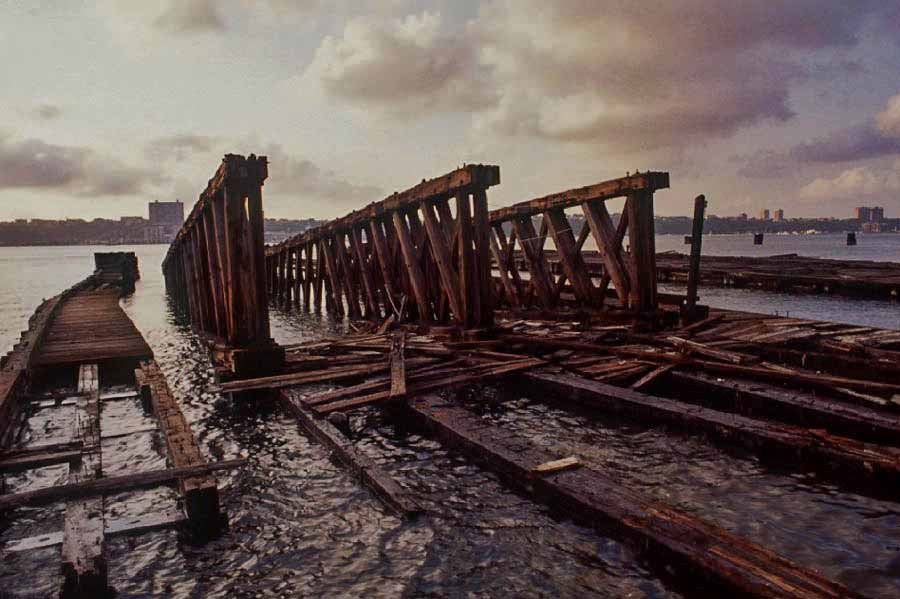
[162,154,283,378]
[266,164,501,330]
[1,253,242,598]
[161,158,900,597]
[529,249,900,301]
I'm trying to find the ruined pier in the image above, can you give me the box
[1,253,243,598]
[156,155,900,597]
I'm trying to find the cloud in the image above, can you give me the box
[738,92,900,176]
[302,2,891,153]
[153,0,225,34]
[0,134,165,197]
[877,93,900,137]
[799,159,900,203]
[145,134,220,160]
[261,143,383,207]
[33,104,62,120]
[305,11,496,115]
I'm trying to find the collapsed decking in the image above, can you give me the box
[528,249,900,300]
[162,156,899,597]
[0,253,241,598]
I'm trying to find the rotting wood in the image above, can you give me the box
[0,459,247,513]
[277,389,420,517]
[527,371,900,494]
[404,393,857,598]
[60,363,107,599]
[389,333,407,397]
[266,165,500,328]
[312,358,545,414]
[137,360,223,537]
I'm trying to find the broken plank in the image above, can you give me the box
[527,372,900,496]
[313,358,544,414]
[277,389,420,517]
[630,364,675,390]
[389,332,406,397]
[0,448,81,473]
[405,393,857,598]
[61,363,106,599]
[0,459,246,512]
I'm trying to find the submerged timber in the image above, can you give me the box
[0,252,243,598]
[5,154,899,597]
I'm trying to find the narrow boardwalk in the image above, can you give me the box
[32,288,152,369]
[534,250,900,299]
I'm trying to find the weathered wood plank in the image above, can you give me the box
[405,393,856,598]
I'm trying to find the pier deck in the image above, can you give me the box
[531,249,900,300]
[1,253,240,598]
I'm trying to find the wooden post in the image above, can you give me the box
[472,188,494,328]
[686,195,707,312]
[626,190,658,313]
[545,208,594,306]
[393,211,431,320]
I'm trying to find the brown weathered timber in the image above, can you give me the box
[137,361,222,536]
[404,393,857,598]
[60,364,107,599]
[312,358,544,414]
[389,333,406,397]
[0,460,246,513]
[527,371,900,492]
[488,171,669,224]
[277,389,420,517]
[266,165,500,327]
[162,154,280,375]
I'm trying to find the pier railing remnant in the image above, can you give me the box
[162,154,283,376]
[489,171,670,314]
[266,164,501,330]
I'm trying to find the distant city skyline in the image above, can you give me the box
[2,3,900,221]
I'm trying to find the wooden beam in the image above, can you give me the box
[137,361,222,537]
[0,460,247,512]
[392,211,431,320]
[489,171,669,224]
[60,364,106,599]
[582,201,631,305]
[404,393,856,598]
[277,390,420,517]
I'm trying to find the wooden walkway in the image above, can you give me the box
[530,249,900,299]
[2,253,240,598]
[32,288,152,369]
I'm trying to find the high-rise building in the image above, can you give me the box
[773,209,784,221]
[872,206,884,222]
[145,200,185,243]
[759,209,770,220]
[855,207,872,222]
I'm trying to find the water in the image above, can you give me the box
[0,240,899,597]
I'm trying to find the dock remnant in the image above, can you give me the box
[2,254,243,595]
[404,393,859,598]
[266,165,501,330]
[136,361,223,537]
[60,364,107,599]
[489,172,670,315]
[682,194,707,323]
[162,154,283,377]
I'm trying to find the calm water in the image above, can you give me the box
[0,240,898,598]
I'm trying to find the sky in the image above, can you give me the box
[1,1,900,221]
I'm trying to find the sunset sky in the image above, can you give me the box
[2,1,900,221]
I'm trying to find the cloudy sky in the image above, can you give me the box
[2,1,900,220]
